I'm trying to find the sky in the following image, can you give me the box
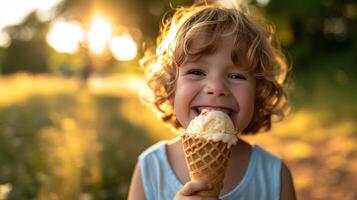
[0,0,138,60]
[0,0,63,32]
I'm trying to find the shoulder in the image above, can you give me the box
[252,145,285,184]
[139,141,167,160]
[248,145,283,198]
[252,146,296,199]
[280,162,293,182]
[137,138,183,200]
[139,138,183,165]
[138,141,169,180]
[252,145,282,168]
[129,139,180,200]
[280,162,296,200]
[128,162,146,200]
[135,141,170,200]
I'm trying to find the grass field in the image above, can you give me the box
[0,73,356,199]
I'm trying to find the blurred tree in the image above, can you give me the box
[1,12,50,74]
[45,0,193,78]
[0,0,195,76]
[55,0,193,42]
[265,0,357,74]
[0,47,4,74]
[1,0,356,76]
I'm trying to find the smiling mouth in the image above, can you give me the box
[193,106,233,117]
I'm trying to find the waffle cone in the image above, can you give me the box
[182,134,231,198]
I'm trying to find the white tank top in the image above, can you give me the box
[139,141,282,200]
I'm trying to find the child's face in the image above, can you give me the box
[173,36,256,133]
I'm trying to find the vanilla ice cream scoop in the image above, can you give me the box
[183,109,238,148]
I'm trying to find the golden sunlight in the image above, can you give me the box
[0,184,12,199]
[46,21,83,53]
[88,17,112,55]
[109,34,138,61]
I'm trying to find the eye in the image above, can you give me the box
[228,73,247,80]
[187,69,205,76]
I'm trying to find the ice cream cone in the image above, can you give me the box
[181,109,237,197]
[182,134,232,197]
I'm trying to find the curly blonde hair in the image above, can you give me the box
[141,1,290,134]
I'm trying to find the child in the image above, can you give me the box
[129,1,296,199]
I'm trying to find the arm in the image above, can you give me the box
[280,162,296,200]
[128,162,146,200]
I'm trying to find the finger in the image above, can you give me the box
[180,180,212,196]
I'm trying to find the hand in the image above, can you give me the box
[174,180,219,200]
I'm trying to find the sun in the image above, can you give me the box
[46,16,138,61]
[87,17,112,55]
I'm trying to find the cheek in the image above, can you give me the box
[245,100,255,121]
[173,80,193,127]
[239,94,255,117]
[244,89,255,117]
[235,86,255,130]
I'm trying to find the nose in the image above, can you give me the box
[203,78,229,97]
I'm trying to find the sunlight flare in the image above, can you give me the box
[109,34,138,61]
[88,17,112,55]
[46,21,83,53]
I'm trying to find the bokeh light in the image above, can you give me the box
[88,17,112,55]
[109,34,138,61]
[256,0,270,7]
[46,21,83,53]
[0,31,10,48]
[1,1,357,199]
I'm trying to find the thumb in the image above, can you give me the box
[180,180,212,196]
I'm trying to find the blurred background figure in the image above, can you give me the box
[0,0,356,199]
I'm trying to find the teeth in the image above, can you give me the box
[196,107,232,115]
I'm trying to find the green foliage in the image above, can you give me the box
[0,1,356,198]
[1,12,50,74]
[0,74,356,199]
[2,39,50,74]
[93,96,153,199]
[0,91,154,199]
[0,96,53,199]
[265,0,357,73]
[0,0,356,76]
[0,48,4,74]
